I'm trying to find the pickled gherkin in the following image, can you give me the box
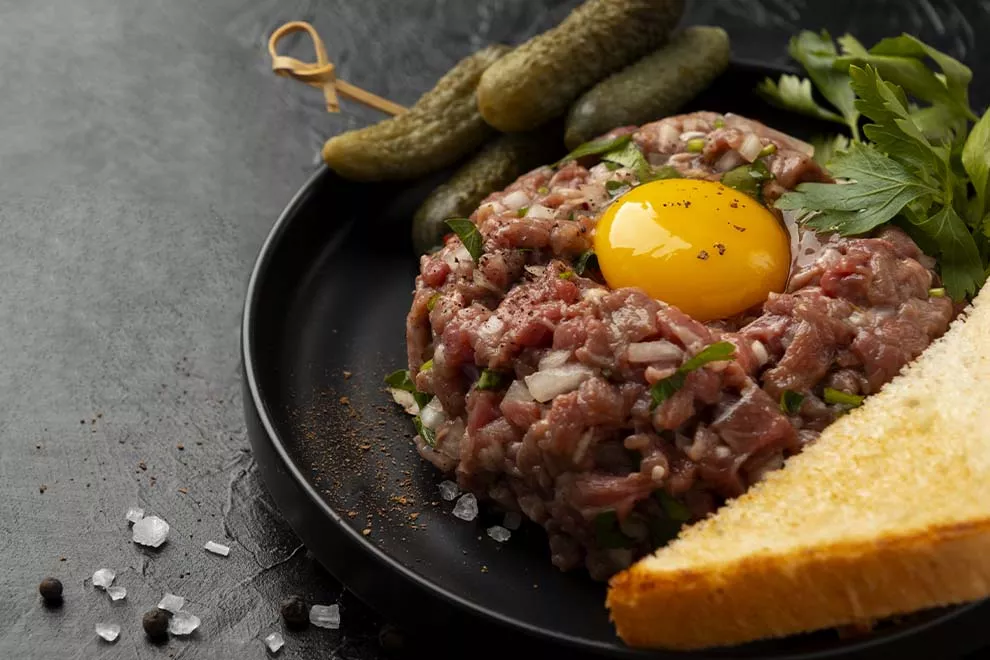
[322,45,510,181]
[564,27,731,149]
[411,130,561,254]
[476,0,685,133]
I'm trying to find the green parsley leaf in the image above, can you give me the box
[780,390,806,415]
[962,107,990,223]
[444,218,483,262]
[650,341,736,409]
[823,387,865,408]
[476,369,507,391]
[556,134,632,166]
[810,133,850,167]
[602,140,654,182]
[721,161,774,202]
[593,510,632,549]
[574,250,597,275]
[412,417,437,447]
[757,74,846,125]
[904,204,985,299]
[776,143,939,235]
[789,31,861,139]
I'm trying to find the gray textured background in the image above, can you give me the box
[0,0,986,658]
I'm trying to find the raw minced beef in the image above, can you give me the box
[402,112,953,580]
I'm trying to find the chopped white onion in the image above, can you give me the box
[524,265,546,278]
[524,364,594,403]
[502,190,530,211]
[679,130,707,141]
[581,287,607,302]
[738,133,764,162]
[714,150,745,173]
[503,380,535,403]
[420,397,447,430]
[478,315,506,342]
[389,389,419,416]
[750,340,769,366]
[443,244,473,269]
[658,122,679,147]
[538,349,572,370]
[524,204,554,220]
[626,341,682,364]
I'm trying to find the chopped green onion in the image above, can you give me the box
[558,270,575,280]
[420,359,433,372]
[444,218,483,261]
[651,342,736,409]
[929,287,946,298]
[713,117,725,128]
[592,510,632,549]
[426,292,441,311]
[780,389,805,415]
[476,369,507,391]
[759,143,778,157]
[824,387,865,408]
[555,134,632,166]
[413,417,437,447]
[517,206,529,218]
[720,161,774,202]
[686,138,706,153]
[567,212,576,221]
[537,186,549,194]
[574,250,597,275]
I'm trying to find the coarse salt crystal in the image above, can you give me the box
[125,507,145,524]
[264,631,285,653]
[452,493,478,521]
[157,593,185,613]
[107,586,127,601]
[92,568,115,590]
[438,480,459,501]
[487,526,511,543]
[132,515,170,548]
[204,541,231,557]
[95,623,121,642]
[168,610,201,636]
[503,512,522,531]
[310,604,341,630]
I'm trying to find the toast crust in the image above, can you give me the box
[608,519,990,649]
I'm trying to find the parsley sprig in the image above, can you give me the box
[761,31,990,300]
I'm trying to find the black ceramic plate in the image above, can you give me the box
[242,61,989,659]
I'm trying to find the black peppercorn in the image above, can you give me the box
[142,608,170,640]
[38,577,63,604]
[280,595,309,630]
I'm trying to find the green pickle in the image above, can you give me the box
[322,45,510,182]
[564,27,731,149]
[411,130,560,254]
[476,0,685,133]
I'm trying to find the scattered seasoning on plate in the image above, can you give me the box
[697,250,709,260]
[39,577,63,605]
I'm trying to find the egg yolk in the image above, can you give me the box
[594,178,790,321]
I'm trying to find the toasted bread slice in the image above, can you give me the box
[607,287,990,649]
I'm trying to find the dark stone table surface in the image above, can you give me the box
[1,1,986,658]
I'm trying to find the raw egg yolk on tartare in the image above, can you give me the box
[594,178,790,321]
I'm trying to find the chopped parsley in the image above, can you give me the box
[573,250,598,275]
[476,369,507,391]
[721,161,774,202]
[556,134,632,166]
[823,387,865,408]
[444,218,483,262]
[650,341,736,410]
[384,369,430,409]
[413,417,437,447]
[605,180,629,196]
[780,389,806,415]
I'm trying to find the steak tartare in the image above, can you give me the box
[399,112,954,579]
